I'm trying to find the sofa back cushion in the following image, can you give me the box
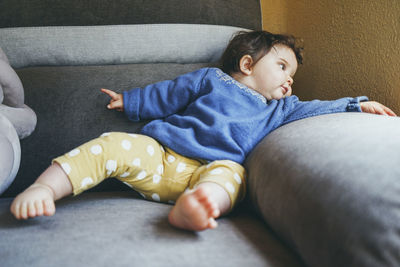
[0,0,261,30]
[0,24,247,68]
[1,63,213,197]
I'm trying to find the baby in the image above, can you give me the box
[10,30,396,231]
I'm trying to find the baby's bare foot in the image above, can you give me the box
[10,184,56,220]
[168,187,221,231]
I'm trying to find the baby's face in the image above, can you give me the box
[250,44,298,100]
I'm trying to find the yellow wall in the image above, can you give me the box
[261,0,400,113]
[260,0,288,34]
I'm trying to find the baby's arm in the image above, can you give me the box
[101,88,124,111]
[101,69,209,122]
[360,101,397,116]
[121,68,208,122]
[282,96,396,126]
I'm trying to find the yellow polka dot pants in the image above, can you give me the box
[52,132,246,209]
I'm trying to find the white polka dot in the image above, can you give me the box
[121,140,132,150]
[61,163,71,175]
[176,162,186,173]
[153,174,161,184]
[132,158,141,167]
[90,145,102,155]
[234,173,242,184]
[119,172,130,178]
[68,149,80,157]
[225,182,235,193]
[147,145,155,156]
[137,171,147,180]
[123,182,133,188]
[167,155,176,163]
[152,193,160,202]
[101,132,110,137]
[81,177,94,188]
[128,134,138,138]
[106,160,117,175]
[157,164,164,175]
[210,168,224,175]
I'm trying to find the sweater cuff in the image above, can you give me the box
[123,89,141,121]
[346,96,369,112]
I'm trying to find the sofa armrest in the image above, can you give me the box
[245,113,400,267]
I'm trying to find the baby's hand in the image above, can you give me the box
[360,101,397,116]
[101,88,124,112]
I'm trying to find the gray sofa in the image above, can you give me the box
[1,1,400,266]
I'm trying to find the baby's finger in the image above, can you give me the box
[107,102,117,109]
[101,88,119,100]
[383,106,397,117]
[375,106,388,116]
[107,100,122,110]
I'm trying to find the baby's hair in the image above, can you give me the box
[220,30,304,75]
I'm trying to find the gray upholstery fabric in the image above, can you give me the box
[0,134,14,186]
[0,54,24,107]
[0,192,305,267]
[0,47,9,64]
[246,113,400,267]
[0,0,261,30]
[0,24,246,69]
[0,113,20,194]
[0,54,37,138]
[0,48,36,195]
[3,63,214,197]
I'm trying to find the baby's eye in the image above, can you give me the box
[279,63,286,70]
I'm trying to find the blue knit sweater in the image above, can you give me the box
[123,68,367,164]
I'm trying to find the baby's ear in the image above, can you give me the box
[239,55,254,75]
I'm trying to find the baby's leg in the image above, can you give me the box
[11,132,139,220]
[168,161,246,231]
[10,163,72,219]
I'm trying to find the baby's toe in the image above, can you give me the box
[208,218,218,229]
[10,202,20,219]
[207,202,220,218]
[34,200,44,216]
[28,201,37,218]
[19,202,28,219]
[193,186,208,200]
[211,206,220,218]
[43,199,55,216]
[198,196,220,219]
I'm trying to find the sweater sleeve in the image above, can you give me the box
[123,68,209,122]
[282,95,369,125]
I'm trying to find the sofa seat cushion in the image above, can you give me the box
[0,191,305,267]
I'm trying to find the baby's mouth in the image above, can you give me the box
[281,86,289,95]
